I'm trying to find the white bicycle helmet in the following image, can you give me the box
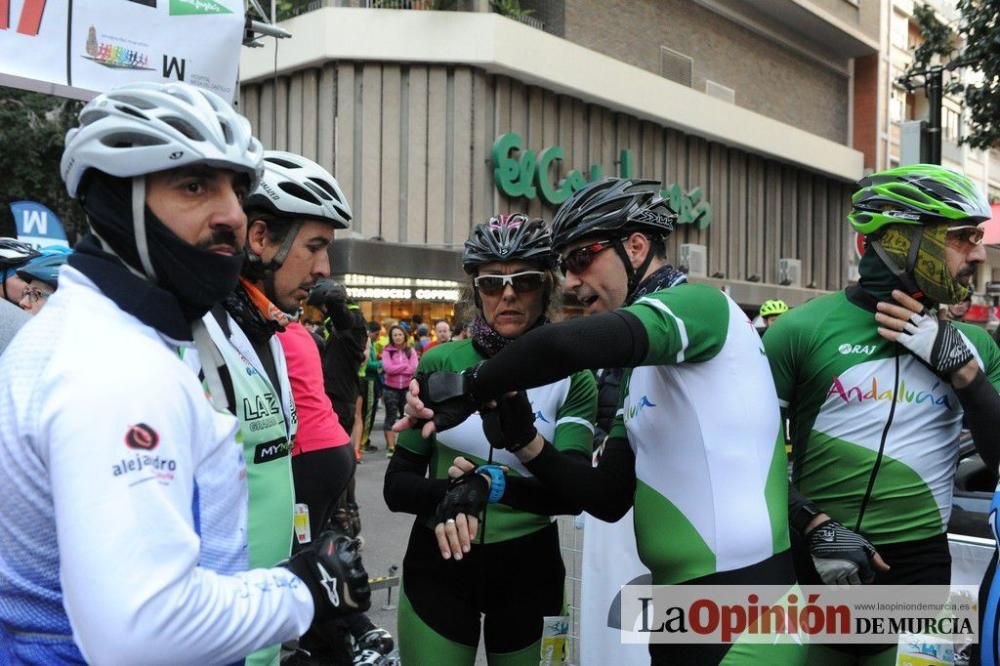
[61,81,263,198]
[242,151,352,281]
[246,151,352,229]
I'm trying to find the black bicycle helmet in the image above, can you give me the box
[306,278,348,309]
[462,214,557,274]
[550,178,676,297]
[549,178,676,252]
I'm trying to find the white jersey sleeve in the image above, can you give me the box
[39,321,313,663]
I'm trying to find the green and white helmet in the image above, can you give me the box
[849,164,990,235]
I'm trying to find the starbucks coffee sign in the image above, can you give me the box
[491,133,712,228]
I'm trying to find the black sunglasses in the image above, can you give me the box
[559,239,619,276]
[473,271,547,296]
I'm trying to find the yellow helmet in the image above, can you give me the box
[760,299,789,318]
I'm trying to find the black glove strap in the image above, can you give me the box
[421,371,468,403]
[416,370,481,432]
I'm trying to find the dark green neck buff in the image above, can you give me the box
[857,249,905,303]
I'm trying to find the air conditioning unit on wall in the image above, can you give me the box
[679,244,707,277]
[778,258,802,288]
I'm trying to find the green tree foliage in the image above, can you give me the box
[910,0,1000,150]
[490,0,532,20]
[0,89,86,242]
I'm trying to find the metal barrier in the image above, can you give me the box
[557,515,584,666]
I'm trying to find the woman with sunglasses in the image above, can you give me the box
[383,214,596,666]
[399,179,809,666]
[16,247,72,315]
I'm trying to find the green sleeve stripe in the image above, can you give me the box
[556,416,594,432]
[636,296,689,363]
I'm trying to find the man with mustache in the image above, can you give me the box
[402,178,806,665]
[182,150,364,666]
[764,164,1000,665]
[0,83,368,664]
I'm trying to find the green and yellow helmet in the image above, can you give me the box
[848,164,990,235]
[759,299,789,318]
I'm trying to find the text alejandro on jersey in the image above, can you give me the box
[113,422,177,485]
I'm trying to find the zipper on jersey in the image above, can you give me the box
[854,345,901,533]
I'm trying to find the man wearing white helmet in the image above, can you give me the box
[0,82,368,664]
[182,150,368,666]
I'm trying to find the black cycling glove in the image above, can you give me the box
[894,310,974,379]
[481,391,537,452]
[417,363,486,432]
[434,471,490,524]
[807,519,879,585]
[281,527,372,621]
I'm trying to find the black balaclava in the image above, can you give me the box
[71,172,244,335]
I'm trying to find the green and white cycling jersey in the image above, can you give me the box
[764,288,1000,545]
[398,339,597,544]
[609,283,790,586]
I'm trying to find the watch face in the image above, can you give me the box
[794,505,820,534]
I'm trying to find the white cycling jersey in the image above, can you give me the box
[0,266,312,665]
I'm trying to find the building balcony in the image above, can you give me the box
[273,0,545,32]
[699,0,878,59]
[241,6,862,181]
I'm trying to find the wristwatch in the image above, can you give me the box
[475,464,506,504]
[791,502,822,536]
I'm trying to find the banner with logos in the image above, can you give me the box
[10,201,69,249]
[0,0,244,101]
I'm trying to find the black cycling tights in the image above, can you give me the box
[292,445,364,666]
[291,444,356,542]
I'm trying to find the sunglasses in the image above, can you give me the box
[946,225,985,248]
[559,239,621,276]
[473,271,546,296]
[21,285,52,304]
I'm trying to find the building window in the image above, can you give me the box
[943,106,962,143]
[891,11,910,51]
[890,87,906,123]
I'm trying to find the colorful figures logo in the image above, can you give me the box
[82,26,153,70]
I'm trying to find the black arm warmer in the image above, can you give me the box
[474,311,649,399]
[519,437,636,522]
[955,369,1000,473]
[382,446,451,517]
[499,449,591,516]
[327,302,354,332]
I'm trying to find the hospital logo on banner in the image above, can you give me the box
[169,0,232,15]
[10,201,70,250]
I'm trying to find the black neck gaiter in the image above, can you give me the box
[628,263,688,305]
[73,172,244,334]
[857,248,907,303]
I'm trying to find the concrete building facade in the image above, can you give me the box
[240,1,874,321]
